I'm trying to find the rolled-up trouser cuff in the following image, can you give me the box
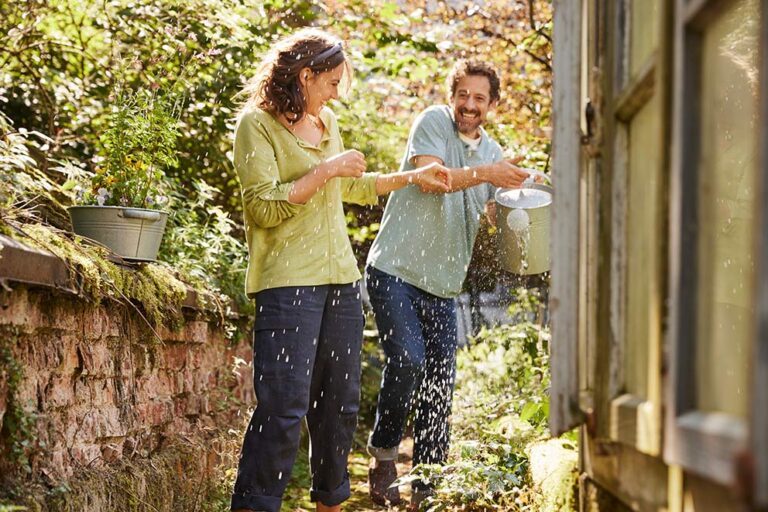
[230,492,282,512]
[367,433,399,461]
[310,472,351,506]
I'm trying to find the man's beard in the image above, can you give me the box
[456,108,482,134]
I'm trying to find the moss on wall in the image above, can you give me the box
[11,223,189,328]
[0,332,36,478]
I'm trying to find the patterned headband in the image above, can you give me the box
[310,42,344,66]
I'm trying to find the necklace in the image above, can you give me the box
[305,114,323,129]
[285,115,322,131]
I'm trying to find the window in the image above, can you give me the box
[666,0,764,495]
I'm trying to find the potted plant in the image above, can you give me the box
[68,87,180,262]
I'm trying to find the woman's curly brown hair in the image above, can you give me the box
[239,28,351,121]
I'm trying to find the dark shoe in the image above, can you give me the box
[407,487,433,512]
[368,459,402,506]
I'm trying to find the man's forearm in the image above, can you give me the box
[412,155,498,192]
[447,164,498,192]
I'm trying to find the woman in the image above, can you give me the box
[231,29,450,512]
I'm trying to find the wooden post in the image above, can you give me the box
[549,0,585,435]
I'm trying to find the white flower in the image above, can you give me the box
[96,187,111,206]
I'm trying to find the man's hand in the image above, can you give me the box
[485,159,530,189]
[411,162,452,193]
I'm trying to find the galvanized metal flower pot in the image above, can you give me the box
[495,184,553,275]
[68,206,169,262]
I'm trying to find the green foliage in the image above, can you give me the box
[83,87,180,208]
[158,180,251,316]
[0,505,27,512]
[405,287,554,511]
[0,335,38,478]
[0,112,76,228]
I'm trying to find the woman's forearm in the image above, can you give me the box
[374,170,420,195]
[288,162,335,204]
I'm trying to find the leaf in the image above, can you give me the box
[520,401,540,423]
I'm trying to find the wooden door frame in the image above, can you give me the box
[550,0,586,436]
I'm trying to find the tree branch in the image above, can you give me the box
[527,1,552,43]
[480,27,552,72]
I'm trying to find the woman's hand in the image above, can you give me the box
[289,150,367,204]
[410,162,452,193]
[323,149,367,178]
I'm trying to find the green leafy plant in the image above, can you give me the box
[158,180,251,318]
[0,338,38,478]
[74,87,180,209]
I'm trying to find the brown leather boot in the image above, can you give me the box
[368,459,402,506]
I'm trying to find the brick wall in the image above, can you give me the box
[0,236,253,506]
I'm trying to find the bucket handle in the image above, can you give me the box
[521,168,552,185]
[119,208,162,222]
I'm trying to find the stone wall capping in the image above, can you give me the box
[0,234,241,317]
[0,234,77,295]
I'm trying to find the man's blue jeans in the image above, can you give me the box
[365,265,458,469]
[231,283,364,512]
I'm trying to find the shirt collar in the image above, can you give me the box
[277,109,333,151]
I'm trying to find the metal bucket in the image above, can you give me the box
[68,206,169,262]
[495,184,552,275]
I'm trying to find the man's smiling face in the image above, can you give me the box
[450,74,496,138]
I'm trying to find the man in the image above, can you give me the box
[365,59,529,510]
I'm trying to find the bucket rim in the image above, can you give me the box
[495,184,553,209]
[68,205,169,215]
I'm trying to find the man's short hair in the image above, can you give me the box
[447,60,501,103]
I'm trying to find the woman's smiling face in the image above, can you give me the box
[302,62,345,116]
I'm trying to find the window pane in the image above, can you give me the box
[696,0,759,418]
[630,0,659,76]
[625,93,662,398]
